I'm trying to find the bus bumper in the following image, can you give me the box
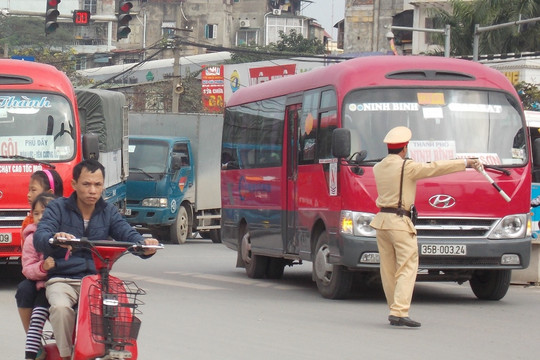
[331,234,531,270]
[0,228,22,261]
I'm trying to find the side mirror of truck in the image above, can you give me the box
[332,128,351,158]
[82,133,100,160]
[171,154,183,171]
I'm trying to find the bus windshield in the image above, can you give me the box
[343,88,526,166]
[0,92,75,161]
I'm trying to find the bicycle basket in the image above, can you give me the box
[89,278,145,346]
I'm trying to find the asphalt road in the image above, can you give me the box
[2,239,540,360]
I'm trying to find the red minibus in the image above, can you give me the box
[221,55,531,300]
[0,60,102,263]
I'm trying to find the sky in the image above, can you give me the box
[302,0,346,39]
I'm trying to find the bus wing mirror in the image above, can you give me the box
[171,154,183,171]
[82,133,99,160]
[332,128,351,158]
[534,138,540,167]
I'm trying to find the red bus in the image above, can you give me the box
[0,60,111,263]
[221,56,532,300]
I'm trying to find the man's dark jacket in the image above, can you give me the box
[34,192,145,279]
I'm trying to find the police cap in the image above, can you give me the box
[383,126,411,149]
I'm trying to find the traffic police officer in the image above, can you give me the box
[370,126,481,327]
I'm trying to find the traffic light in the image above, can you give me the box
[45,0,61,34]
[117,1,133,40]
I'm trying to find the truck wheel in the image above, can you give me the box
[240,230,267,278]
[171,205,189,244]
[266,258,286,279]
[469,269,511,300]
[313,231,352,299]
[209,229,221,243]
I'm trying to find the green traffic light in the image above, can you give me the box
[117,26,131,39]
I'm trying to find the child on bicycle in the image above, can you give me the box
[19,192,57,360]
[17,169,63,332]
[21,169,64,234]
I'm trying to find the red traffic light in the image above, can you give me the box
[119,1,133,13]
[117,1,133,40]
[47,0,60,6]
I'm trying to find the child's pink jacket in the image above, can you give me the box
[21,223,47,290]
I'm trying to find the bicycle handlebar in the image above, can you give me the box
[49,237,165,250]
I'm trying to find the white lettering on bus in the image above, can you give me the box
[448,103,502,113]
[348,103,419,112]
[0,96,52,109]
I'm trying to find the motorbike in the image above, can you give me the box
[43,237,163,360]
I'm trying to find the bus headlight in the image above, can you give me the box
[142,198,168,207]
[489,214,528,239]
[340,211,376,237]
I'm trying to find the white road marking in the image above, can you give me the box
[115,271,303,291]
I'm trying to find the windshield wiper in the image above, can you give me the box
[345,150,384,164]
[0,154,56,169]
[483,165,511,176]
[129,167,154,179]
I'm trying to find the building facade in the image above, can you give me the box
[342,0,458,56]
[0,0,327,68]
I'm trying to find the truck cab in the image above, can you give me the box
[125,136,194,243]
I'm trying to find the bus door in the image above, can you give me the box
[285,102,302,254]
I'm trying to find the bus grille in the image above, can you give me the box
[0,245,21,253]
[0,209,28,228]
[416,218,497,238]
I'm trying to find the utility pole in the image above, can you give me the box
[172,46,180,113]
[167,27,192,113]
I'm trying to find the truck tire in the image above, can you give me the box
[313,231,352,299]
[240,230,268,278]
[171,205,189,244]
[198,230,220,243]
[208,229,221,243]
[266,258,286,279]
[469,269,511,300]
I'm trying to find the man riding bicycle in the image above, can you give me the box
[34,159,159,360]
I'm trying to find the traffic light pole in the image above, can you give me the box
[473,16,540,61]
[2,9,116,21]
[389,24,451,57]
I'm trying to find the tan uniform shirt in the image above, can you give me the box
[370,154,466,233]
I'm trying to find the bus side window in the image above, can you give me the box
[318,110,337,159]
[300,91,320,164]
